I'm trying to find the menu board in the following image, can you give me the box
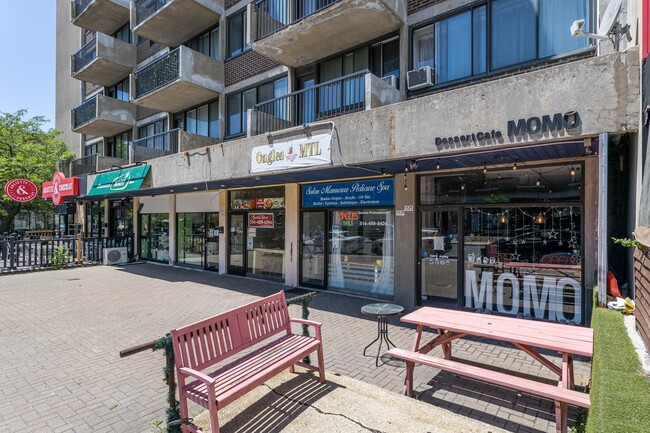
[231,197,284,210]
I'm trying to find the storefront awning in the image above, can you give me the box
[87,165,151,197]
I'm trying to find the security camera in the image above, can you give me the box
[570,19,585,37]
[570,19,609,40]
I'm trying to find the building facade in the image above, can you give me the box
[55,0,643,325]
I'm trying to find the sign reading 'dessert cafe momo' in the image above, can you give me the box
[303,179,394,208]
[251,133,331,173]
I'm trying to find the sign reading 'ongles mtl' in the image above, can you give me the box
[42,172,79,205]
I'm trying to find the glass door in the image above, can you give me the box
[301,211,326,287]
[205,213,219,271]
[228,213,245,275]
[420,209,460,304]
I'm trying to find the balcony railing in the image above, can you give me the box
[256,0,339,39]
[72,96,98,129]
[72,37,97,73]
[71,153,99,176]
[72,0,94,18]
[134,0,169,25]
[134,48,180,99]
[131,129,179,162]
[255,70,365,133]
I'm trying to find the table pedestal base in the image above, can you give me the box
[363,316,397,367]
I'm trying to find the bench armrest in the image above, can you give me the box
[179,367,216,386]
[290,318,322,328]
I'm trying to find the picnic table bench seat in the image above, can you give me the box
[171,291,325,433]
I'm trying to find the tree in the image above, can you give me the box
[0,110,74,233]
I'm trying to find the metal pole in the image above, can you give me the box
[597,132,608,307]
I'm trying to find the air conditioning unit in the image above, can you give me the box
[381,75,398,88]
[407,66,434,91]
[103,247,128,265]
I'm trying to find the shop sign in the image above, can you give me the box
[303,179,394,208]
[251,133,332,173]
[88,165,150,196]
[4,179,38,203]
[248,213,274,228]
[464,270,582,324]
[42,172,79,205]
[232,197,284,210]
[434,111,581,148]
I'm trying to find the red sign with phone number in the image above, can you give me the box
[4,179,38,203]
[248,213,274,228]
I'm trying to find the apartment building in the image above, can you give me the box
[55,0,643,325]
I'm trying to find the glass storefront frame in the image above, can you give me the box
[139,213,170,263]
[176,212,220,271]
[417,162,587,325]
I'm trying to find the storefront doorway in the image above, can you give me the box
[418,164,585,325]
[139,213,170,263]
[300,179,395,298]
[177,212,219,270]
[227,187,285,280]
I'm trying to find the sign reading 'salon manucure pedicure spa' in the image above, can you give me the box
[303,179,394,208]
[251,133,332,173]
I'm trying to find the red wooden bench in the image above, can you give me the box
[170,291,325,433]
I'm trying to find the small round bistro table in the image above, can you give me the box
[361,303,404,366]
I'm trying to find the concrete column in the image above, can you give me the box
[169,194,177,266]
[393,173,417,308]
[219,190,228,274]
[284,183,300,287]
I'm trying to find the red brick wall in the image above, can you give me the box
[634,248,650,349]
[225,0,240,9]
[137,40,167,64]
[225,50,279,86]
[408,0,444,15]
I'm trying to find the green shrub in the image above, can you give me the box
[51,246,71,269]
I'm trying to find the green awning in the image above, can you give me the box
[88,165,151,196]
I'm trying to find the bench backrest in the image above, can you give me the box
[171,291,291,372]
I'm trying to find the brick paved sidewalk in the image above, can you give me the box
[0,264,590,432]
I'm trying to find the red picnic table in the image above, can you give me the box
[388,307,593,433]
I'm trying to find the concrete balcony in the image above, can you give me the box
[132,46,223,113]
[251,0,405,67]
[71,94,136,137]
[71,33,136,87]
[70,153,129,177]
[250,71,400,135]
[132,0,224,47]
[130,129,219,162]
[71,0,130,34]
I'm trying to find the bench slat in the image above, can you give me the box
[184,334,321,408]
[387,348,590,408]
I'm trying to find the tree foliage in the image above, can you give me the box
[0,110,74,233]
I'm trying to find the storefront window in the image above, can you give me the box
[177,213,205,267]
[420,164,584,324]
[140,214,169,263]
[328,209,394,297]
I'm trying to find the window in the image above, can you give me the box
[226,77,288,136]
[176,101,219,138]
[84,140,103,156]
[112,23,132,44]
[227,9,248,58]
[186,27,219,60]
[137,119,167,149]
[411,0,590,86]
[370,38,400,79]
[106,78,129,102]
[106,131,131,159]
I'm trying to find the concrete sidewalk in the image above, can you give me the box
[193,368,506,433]
[0,264,590,432]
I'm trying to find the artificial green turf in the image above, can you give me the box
[585,308,650,433]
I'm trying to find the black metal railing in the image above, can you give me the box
[71,154,99,176]
[134,48,180,98]
[132,129,179,162]
[255,70,366,133]
[256,0,340,39]
[72,37,97,73]
[72,96,98,129]
[0,235,134,271]
[134,0,170,25]
[72,0,94,18]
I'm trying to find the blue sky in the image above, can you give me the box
[0,1,56,131]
